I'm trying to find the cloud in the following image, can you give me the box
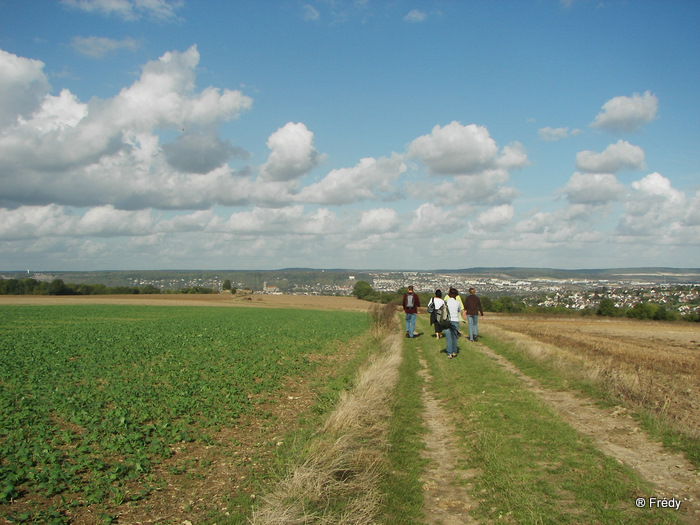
[294,154,405,205]
[218,205,341,236]
[61,0,183,21]
[162,131,249,174]
[591,91,658,133]
[357,208,400,233]
[497,141,529,170]
[538,126,582,141]
[302,4,320,21]
[617,172,686,235]
[70,36,141,58]
[471,204,514,232]
[404,9,427,22]
[0,204,155,240]
[0,49,51,128]
[561,173,625,204]
[685,191,700,227]
[407,203,463,234]
[407,121,514,175]
[0,46,252,210]
[575,140,646,173]
[259,122,322,182]
[410,169,519,206]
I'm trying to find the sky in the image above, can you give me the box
[1,0,699,272]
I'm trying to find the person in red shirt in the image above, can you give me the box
[402,285,420,338]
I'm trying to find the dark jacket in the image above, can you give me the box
[402,292,420,314]
[464,294,483,316]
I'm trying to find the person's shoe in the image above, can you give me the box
[406,332,410,338]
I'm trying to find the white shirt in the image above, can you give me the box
[446,297,462,321]
[429,297,444,311]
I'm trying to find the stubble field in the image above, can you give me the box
[483,314,700,452]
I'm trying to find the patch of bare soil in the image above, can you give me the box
[0,293,371,312]
[474,341,700,524]
[417,356,479,524]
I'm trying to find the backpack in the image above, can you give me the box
[437,300,451,328]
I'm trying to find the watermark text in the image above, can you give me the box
[635,497,682,510]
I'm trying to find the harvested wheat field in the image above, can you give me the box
[484,314,700,441]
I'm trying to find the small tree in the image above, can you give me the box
[47,278,70,295]
[222,279,232,291]
[352,281,375,300]
[597,298,617,317]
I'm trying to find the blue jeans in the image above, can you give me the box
[467,315,479,340]
[405,313,417,337]
[444,321,459,356]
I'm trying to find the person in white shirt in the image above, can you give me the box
[444,287,462,358]
[428,289,445,339]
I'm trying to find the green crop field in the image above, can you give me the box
[0,304,369,521]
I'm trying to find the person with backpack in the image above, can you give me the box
[444,287,462,358]
[402,285,421,338]
[427,289,445,339]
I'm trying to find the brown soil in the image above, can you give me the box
[0,292,371,312]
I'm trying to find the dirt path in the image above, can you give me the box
[474,341,700,524]
[417,356,479,524]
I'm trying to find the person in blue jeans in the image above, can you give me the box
[402,285,420,338]
[462,287,484,341]
[444,287,462,358]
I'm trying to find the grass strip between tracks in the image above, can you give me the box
[407,315,681,524]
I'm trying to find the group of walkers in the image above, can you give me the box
[401,285,484,359]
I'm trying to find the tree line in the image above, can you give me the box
[0,277,216,296]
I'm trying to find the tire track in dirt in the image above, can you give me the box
[474,342,700,524]
[417,356,479,524]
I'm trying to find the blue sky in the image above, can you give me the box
[1,0,698,271]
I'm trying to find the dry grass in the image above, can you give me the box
[482,315,700,442]
[251,308,402,524]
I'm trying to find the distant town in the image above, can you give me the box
[3,267,699,316]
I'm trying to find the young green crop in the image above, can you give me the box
[0,304,369,509]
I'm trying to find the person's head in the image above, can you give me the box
[407,285,414,293]
[469,288,476,295]
[435,289,442,298]
[448,287,457,298]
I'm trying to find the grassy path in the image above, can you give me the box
[389,315,687,524]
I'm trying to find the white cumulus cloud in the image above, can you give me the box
[561,173,625,204]
[0,49,51,128]
[358,208,400,233]
[618,172,686,235]
[591,91,658,133]
[0,46,252,210]
[407,121,499,175]
[294,154,405,205]
[259,122,322,182]
[575,140,646,173]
